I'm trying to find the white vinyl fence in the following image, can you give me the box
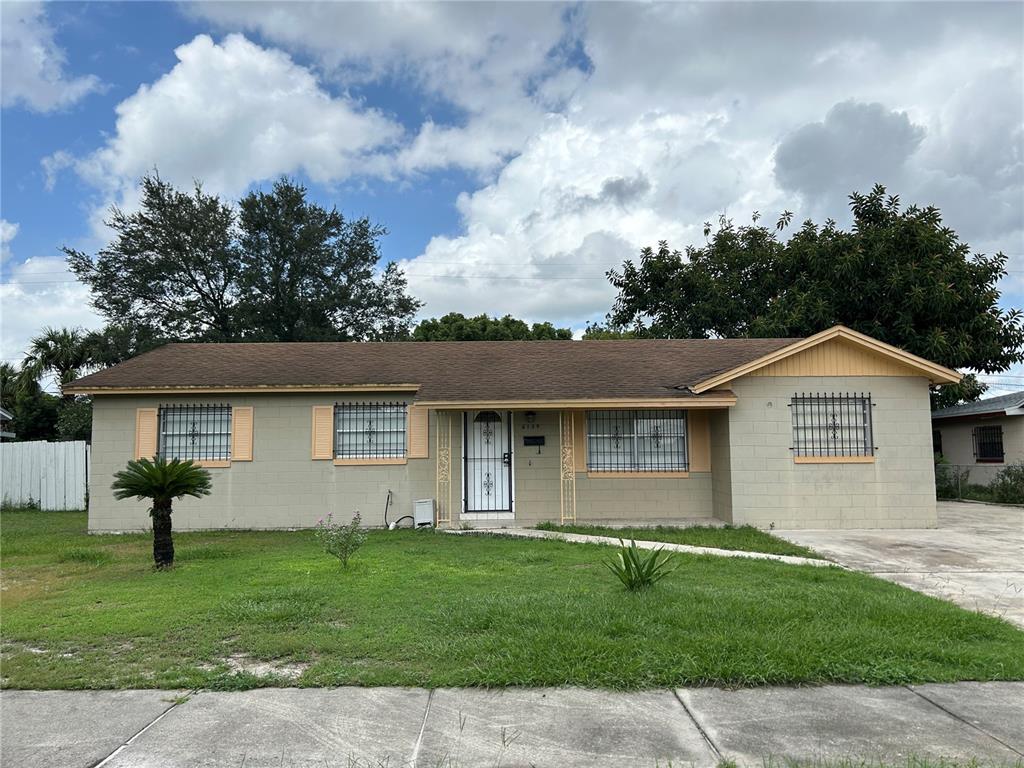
[0,440,90,511]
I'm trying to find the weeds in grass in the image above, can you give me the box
[57,547,114,566]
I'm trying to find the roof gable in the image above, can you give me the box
[691,326,961,392]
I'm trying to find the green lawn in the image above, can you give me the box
[2,510,1023,691]
[534,522,822,558]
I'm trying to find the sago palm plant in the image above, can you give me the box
[111,457,212,568]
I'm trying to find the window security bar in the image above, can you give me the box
[335,401,408,459]
[586,409,688,472]
[790,392,874,457]
[158,403,232,461]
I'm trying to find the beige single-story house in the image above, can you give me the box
[932,391,1024,484]
[66,325,960,533]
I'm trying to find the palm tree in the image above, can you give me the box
[21,327,93,398]
[111,457,212,568]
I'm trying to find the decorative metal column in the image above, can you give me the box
[559,410,577,524]
[435,411,453,527]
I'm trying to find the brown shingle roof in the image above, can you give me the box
[65,338,799,402]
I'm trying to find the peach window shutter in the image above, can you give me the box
[571,411,587,472]
[134,408,158,460]
[231,407,254,461]
[407,405,429,459]
[311,406,334,460]
[688,410,712,472]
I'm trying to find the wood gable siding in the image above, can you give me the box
[743,337,922,379]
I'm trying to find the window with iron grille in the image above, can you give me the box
[158,404,232,461]
[335,402,407,459]
[586,410,688,472]
[790,393,874,457]
[973,425,1004,462]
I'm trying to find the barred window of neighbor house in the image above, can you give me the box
[586,410,688,472]
[790,393,874,457]
[973,425,1004,462]
[335,402,408,459]
[158,404,232,461]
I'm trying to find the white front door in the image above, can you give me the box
[464,411,513,514]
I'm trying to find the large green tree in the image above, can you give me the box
[413,313,572,341]
[66,173,240,342]
[66,173,421,343]
[237,178,420,341]
[606,186,1023,405]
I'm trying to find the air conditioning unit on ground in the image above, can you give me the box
[413,498,436,528]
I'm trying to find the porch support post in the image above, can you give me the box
[559,410,577,524]
[435,410,453,527]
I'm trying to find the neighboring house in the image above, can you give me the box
[0,406,15,441]
[931,391,1024,484]
[65,325,959,533]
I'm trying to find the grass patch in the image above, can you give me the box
[57,547,115,566]
[1,509,1022,690]
[535,521,821,558]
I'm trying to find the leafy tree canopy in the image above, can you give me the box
[412,313,572,341]
[606,186,1023,405]
[581,323,638,340]
[66,173,421,343]
[1,363,59,441]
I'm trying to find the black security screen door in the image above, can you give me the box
[464,411,513,513]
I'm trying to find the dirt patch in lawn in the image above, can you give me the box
[200,654,311,680]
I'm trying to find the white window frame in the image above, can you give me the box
[334,402,408,460]
[158,404,232,461]
[585,409,688,472]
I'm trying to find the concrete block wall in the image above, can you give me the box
[89,393,429,532]
[500,409,714,525]
[724,376,937,529]
[933,417,1024,485]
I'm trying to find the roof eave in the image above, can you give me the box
[65,383,422,396]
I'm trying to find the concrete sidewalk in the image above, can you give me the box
[2,683,1022,767]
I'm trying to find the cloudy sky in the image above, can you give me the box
[2,1,1022,390]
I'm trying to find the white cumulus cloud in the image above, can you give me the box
[0,230,102,363]
[0,1,101,112]
[69,33,403,204]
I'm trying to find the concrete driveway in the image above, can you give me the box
[777,501,1024,627]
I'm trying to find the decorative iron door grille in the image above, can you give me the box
[464,411,513,513]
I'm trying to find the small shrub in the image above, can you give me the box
[313,512,366,567]
[534,521,557,531]
[934,458,969,500]
[990,463,1024,504]
[605,539,677,592]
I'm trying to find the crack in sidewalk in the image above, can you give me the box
[673,689,723,763]
[90,690,196,768]
[904,685,1023,758]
